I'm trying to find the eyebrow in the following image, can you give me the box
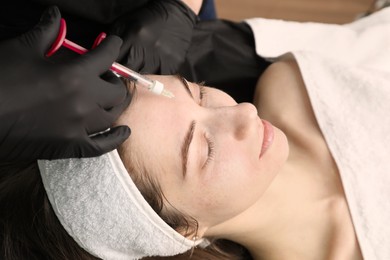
[181,120,196,178]
[176,75,194,99]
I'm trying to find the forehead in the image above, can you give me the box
[126,75,194,128]
[117,75,194,177]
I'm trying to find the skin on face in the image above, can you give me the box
[116,75,289,235]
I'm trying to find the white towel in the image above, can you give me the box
[246,8,390,260]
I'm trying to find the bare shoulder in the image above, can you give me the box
[255,57,302,102]
[253,56,307,122]
[260,56,301,80]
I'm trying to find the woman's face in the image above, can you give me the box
[116,75,288,233]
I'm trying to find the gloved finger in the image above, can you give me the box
[86,89,131,134]
[101,70,122,85]
[25,5,62,56]
[103,88,132,120]
[88,126,131,156]
[94,72,130,109]
[80,35,123,75]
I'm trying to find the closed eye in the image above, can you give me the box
[203,134,215,169]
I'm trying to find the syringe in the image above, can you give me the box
[46,18,174,98]
[110,61,174,98]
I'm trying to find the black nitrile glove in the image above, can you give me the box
[109,0,198,74]
[0,6,131,162]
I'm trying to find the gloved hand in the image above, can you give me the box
[0,6,131,162]
[109,0,198,74]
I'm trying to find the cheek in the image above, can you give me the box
[186,151,260,222]
[192,138,287,223]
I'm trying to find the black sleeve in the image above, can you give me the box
[179,20,270,103]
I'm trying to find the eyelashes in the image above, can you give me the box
[203,134,215,169]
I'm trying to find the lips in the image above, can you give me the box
[259,119,274,158]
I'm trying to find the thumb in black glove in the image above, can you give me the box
[0,6,131,162]
[109,0,198,75]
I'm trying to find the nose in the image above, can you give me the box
[214,102,259,140]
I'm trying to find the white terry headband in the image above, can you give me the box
[38,150,207,260]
